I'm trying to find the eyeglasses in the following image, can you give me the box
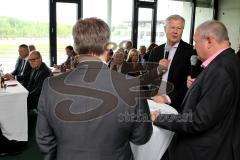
[29,57,40,62]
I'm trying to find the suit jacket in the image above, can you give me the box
[126,62,145,77]
[12,57,31,88]
[27,62,52,110]
[109,61,129,75]
[148,40,195,112]
[154,48,240,160]
[36,56,152,160]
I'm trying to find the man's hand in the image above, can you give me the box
[159,59,170,73]
[4,73,14,80]
[151,95,168,103]
[187,75,195,88]
[151,111,160,121]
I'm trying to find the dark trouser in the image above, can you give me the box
[0,129,27,154]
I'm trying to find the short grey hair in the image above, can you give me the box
[72,17,110,56]
[165,14,185,28]
[30,50,42,59]
[113,48,125,58]
[196,20,229,43]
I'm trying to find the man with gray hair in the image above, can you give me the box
[148,14,198,113]
[27,51,52,110]
[109,48,129,74]
[36,17,152,160]
[151,20,240,160]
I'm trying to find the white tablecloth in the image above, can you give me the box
[0,80,28,141]
[131,99,178,160]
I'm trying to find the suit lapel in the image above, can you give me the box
[168,40,184,80]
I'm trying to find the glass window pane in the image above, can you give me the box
[195,7,213,31]
[111,0,133,45]
[56,3,77,65]
[83,0,108,22]
[0,0,49,73]
[138,8,153,48]
[156,0,192,45]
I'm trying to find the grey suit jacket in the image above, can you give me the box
[36,56,152,160]
[154,48,240,160]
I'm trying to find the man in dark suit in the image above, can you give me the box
[27,51,52,110]
[109,48,129,74]
[148,15,196,113]
[139,45,149,63]
[151,20,240,160]
[36,18,152,160]
[4,44,31,88]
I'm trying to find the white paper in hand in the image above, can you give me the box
[147,99,178,114]
[130,99,178,160]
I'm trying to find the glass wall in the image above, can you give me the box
[195,7,213,31]
[0,0,49,73]
[137,8,153,48]
[111,0,133,46]
[56,2,77,65]
[83,0,133,48]
[156,0,192,45]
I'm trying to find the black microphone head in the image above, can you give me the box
[190,55,198,66]
[164,46,170,59]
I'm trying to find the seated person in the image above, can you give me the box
[27,51,52,110]
[54,45,77,70]
[138,45,148,63]
[28,44,36,52]
[237,43,240,57]
[4,44,31,88]
[109,48,129,74]
[126,48,144,77]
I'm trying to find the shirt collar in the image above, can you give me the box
[166,42,180,49]
[201,48,228,68]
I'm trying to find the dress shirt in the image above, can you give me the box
[201,48,228,68]
[158,42,179,104]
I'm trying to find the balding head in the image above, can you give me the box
[194,20,230,61]
[29,51,42,69]
[196,20,229,43]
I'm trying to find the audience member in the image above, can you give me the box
[4,44,31,88]
[147,42,158,55]
[126,48,144,76]
[138,45,148,63]
[28,44,36,52]
[27,51,52,110]
[54,45,77,70]
[109,48,129,74]
[151,20,240,160]
[237,43,240,57]
[36,17,152,160]
[124,41,133,59]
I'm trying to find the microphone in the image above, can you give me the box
[164,47,170,59]
[190,55,199,78]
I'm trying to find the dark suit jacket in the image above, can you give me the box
[154,48,240,160]
[36,56,152,160]
[12,57,31,88]
[27,62,52,110]
[126,62,145,77]
[148,40,195,112]
[139,53,149,62]
[109,60,129,75]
